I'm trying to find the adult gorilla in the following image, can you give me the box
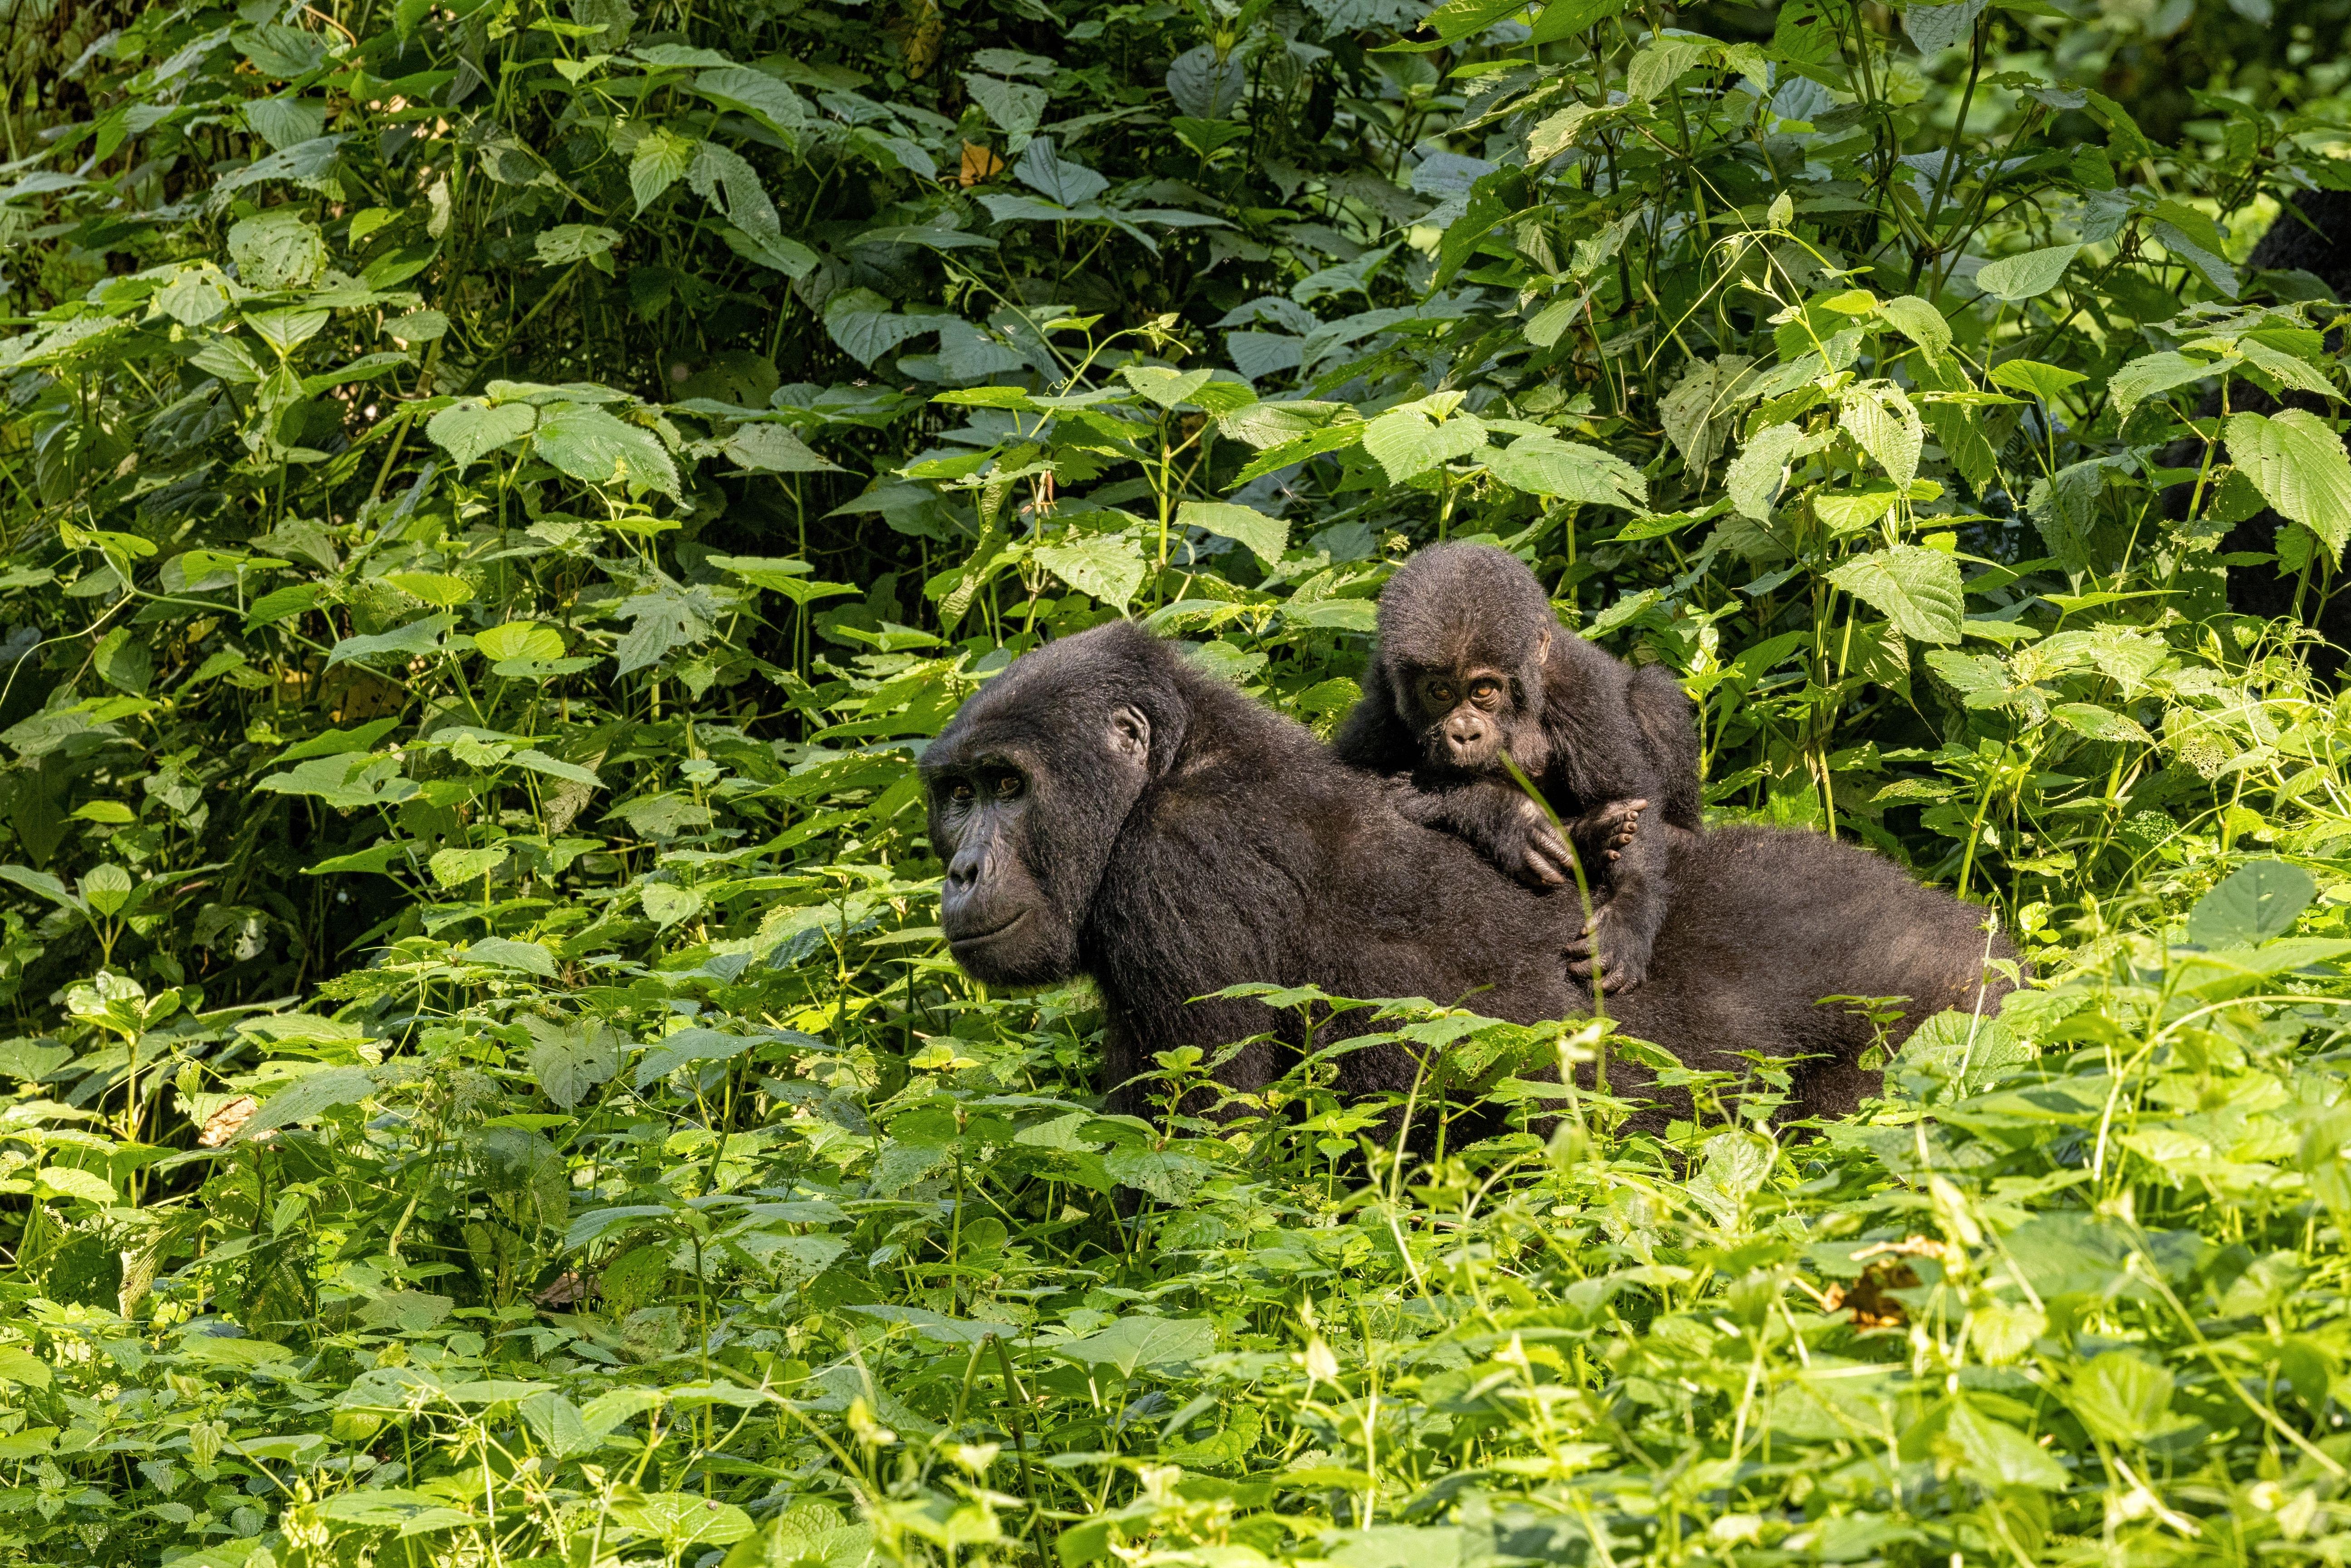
[920,622,2014,1122]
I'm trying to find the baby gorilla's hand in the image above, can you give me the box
[1494,793,1577,888]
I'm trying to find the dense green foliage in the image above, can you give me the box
[8,0,2351,1563]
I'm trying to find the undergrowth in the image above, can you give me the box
[6,0,2351,1562]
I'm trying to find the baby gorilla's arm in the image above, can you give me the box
[1386,777,1578,889]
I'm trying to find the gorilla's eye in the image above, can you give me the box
[993,773,1026,801]
[1470,678,1501,704]
[1428,682,1453,704]
[946,780,975,805]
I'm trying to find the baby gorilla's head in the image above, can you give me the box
[1371,544,1559,778]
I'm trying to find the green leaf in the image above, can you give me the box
[1177,500,1289,567]
[706,556,859,606]
[247,1066,379,1137]
[721,423,839,473]
[1052,1316,1216,1376]
[691,66,808,138]
[535,225,621,267]
[1944,1400,2069,1490]
[327,614,452,669]
[92,627,152,696]
[226,208,326,291]
[2067,1351,2178,1445]
[460,937,558,976]
[1034,534,1147,608]
[1362,407,1487,484]
[636,1027,759,1087]
[1826,546,1963,645]
[476,622,567,662]
[2109,350,2223,421]
[641,881,702,926]
[511,749,602,788]
[0,1347,52,1389]
[1726,422,1803,519]
[823,289,940,367]
[429,847,506,888]
[1485,435,1648,508]
[629,128,698,212]
[534,406,681,498]
[427,401,539,470]
[1975,243,2079,302]
[1838,385,1922,488]
[2051,702,2153,745]
[2186,858,2315,947]
[1988,358,2088,402]
[522,1017,621,1112]
[2225,409,2351,558]
[1879,294,1951,357]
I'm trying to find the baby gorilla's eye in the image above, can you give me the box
[1470,678,1502,703]
[1428,683,1454,704]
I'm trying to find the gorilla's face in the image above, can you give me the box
[921,657,1159,986]
[1401,663,1524,772]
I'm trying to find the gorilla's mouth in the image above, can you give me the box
[947,910,1028,946]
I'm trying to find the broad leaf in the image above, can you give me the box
[1826,546,1963,644]
[2225,409,2351,557]
[2186,858,2315,947]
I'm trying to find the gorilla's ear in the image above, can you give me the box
[1534,624,1553,662]
[1108,704,1151,764]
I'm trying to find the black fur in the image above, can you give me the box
[1331,544,1701,992]
[921,622,2014,1127]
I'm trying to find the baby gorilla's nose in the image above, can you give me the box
[1444,711,1488,752]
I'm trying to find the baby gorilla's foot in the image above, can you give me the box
[1565,905,1650,993]
[1568,797,1646,869]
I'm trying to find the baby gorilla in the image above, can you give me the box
[1332,543,1701,992]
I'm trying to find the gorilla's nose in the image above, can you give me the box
[1445,713,1485,748]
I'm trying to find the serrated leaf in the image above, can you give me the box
[2109,350,2226,421]
[1052,1315,1216,1376]
[628,129,697,212]
[2068,1351,2179,1445]
[1034,534,1147,608]
[536,224,621,265]
[691,66,807,137]
[721,423,838,473]
[1826,546,1962,644]
[1726,422,1804,519]
[2225,409,2351,557]
[427,401,539,470]
[1486,435,1648,508]
[1177,500,1288,567]
[1362,408,1486,484]
[1880,294,1951,356]
[533,406,681,498]
[2052,702,2152,745]
[1838,385,1922,488]
[476,622,566,662]
[1975,243,2079,302]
